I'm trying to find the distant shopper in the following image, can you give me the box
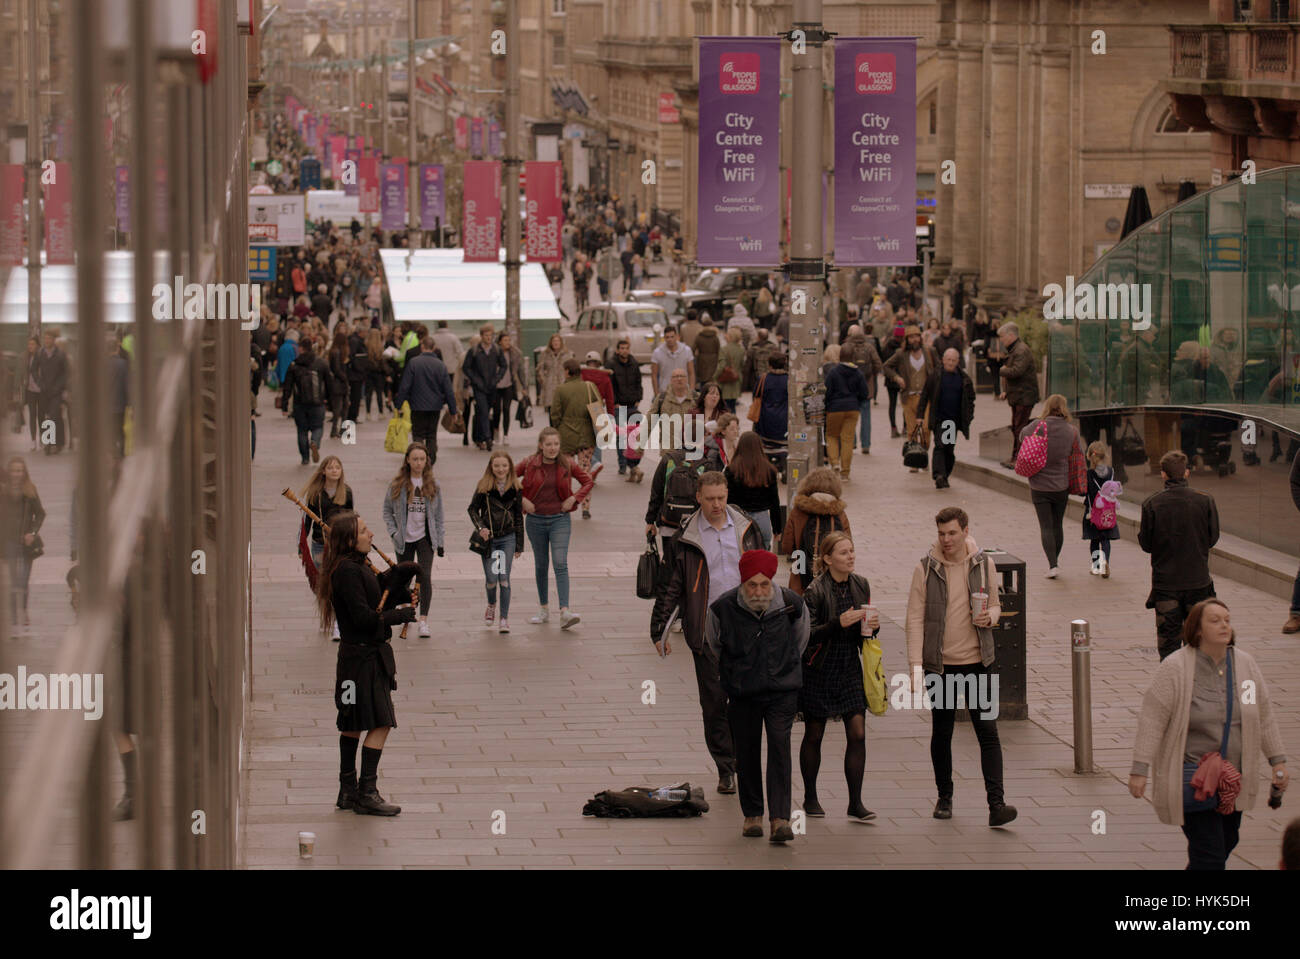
[822,344,870,481]
[1138,450,1221,660]
[463,324,508,450]
[1019,394,1083,579]
[997,321,1041,468]
[469,451,525,634]
[1082,441,1121,578]
[778,467,850,597]
[1130,599,1288,870]
[916,348,975,490]
[725,431,781,550]
[394,336,457,464]
[381,442,445,639]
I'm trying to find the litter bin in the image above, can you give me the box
[987,550,1027,720]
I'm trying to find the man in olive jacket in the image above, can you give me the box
[651,472,763,796]
[996,321,1040,467]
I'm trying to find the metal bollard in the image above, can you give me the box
[1071,619,1094,774]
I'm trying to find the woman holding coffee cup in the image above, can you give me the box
[798,531,879,823]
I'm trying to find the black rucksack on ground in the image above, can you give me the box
[658,452,705,529]
[582,784,710,818]
[300,364,326,406]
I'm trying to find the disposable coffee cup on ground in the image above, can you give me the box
[298,831,316,860]
[970,592,989,616]
[861,604,878,636]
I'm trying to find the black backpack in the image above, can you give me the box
[582,784,710,818]
[659,453,705,529]
[299,364,326,406]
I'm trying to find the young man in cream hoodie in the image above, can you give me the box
[905,506,1018,827]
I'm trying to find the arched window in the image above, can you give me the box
[1155,106,1193,134]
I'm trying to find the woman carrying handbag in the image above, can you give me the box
[469,451,525,633]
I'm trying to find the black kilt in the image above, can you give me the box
[335,642,397,732]
[331,552,407,732]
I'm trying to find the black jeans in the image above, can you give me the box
[691,646,735,777]
[364,371,388,414]
[490,387,514,437]
[728,690,798,820]
[398,536,434,616]
[347,378,364,423]
[410,409,439,462]
[1030,488,1069,567]
[928,663,1005,806]
[932,432,956,481]
[885,383,899,430]
[1010,403,1034,459]
[1149,583,1216,660]
[1182,808,1242,870]
[471,389,493,444]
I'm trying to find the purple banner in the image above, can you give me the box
[115,165,130,234]
[419,164,445,230]
[304,114,317,149]
[470,117,484,156]
[834,38,916,266]
[380,162,407,231]
[344,148,362,196]
[488,121,502,158]
[696,38,781,267]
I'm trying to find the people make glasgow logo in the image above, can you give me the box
[719,53,760,94]
[855,53,896,94]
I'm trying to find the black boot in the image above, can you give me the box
[336,771,359,811]
[353,776,400,816]
[114,750,136,821]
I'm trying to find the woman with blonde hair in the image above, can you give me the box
[381,442,445,638]
[718,327,747,414]
[469,451,525,633]
[4,456,44,628]
[1019,394,1083,579]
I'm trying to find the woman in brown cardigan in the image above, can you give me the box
[778,466,851,596]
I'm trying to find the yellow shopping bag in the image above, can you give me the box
[384,401,412,453]
[862,636,888,716]
[122,406,134,457]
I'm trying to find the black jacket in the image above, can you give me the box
[467,485,526,551]
[1290,448,1300,514]
[707,587,806,698]
[307,485,353,544]
[1138,478,1220,592]
[347,332,369,383]
[35,347,69,399]
[395,351,457,414]
[463,343,508,395]
[609,354,643,407]
[916,366,976,438]
[284,353,332,411]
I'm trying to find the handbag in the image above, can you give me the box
[635,534,662,600]
[1014,420,1049,477]
[862,636,888,717]
[1115,419,1147,467]
[902,426,929,469]
[584,381,606,432]
[23,532,44,560]
[746,374,766,423]
[384,402,412,452]
[516,393,533,428]
[441,407,465,435]
[717,364,739,384]
[469,495,494,556]
[1068,439,1086,496]
[1183,649,1234,814]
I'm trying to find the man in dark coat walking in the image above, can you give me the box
[395,336,457,464]
[916,347,976,489]
[462,323,507,450]
[35,331,69,454]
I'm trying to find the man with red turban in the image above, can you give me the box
[706,549,809,843]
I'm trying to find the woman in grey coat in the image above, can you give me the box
[381,442,446,637]
[1018,394,1082,579]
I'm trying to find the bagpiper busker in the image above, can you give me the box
[316,510,419,816]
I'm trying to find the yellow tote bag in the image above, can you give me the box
[122,407,134,457]
[384,401,412,453]
[862,637,888,716]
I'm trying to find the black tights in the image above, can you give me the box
[800,712,867,812]
[1030,488,1068,567]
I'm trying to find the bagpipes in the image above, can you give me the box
[281,489,418,628]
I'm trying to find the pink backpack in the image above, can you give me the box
[1014,420,1049,477]
[1090,484,1120,530]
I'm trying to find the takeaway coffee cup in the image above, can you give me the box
[298,831,316,859]
[970,592,989,617]
[861,604,878,636]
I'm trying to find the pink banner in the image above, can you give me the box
[454,116,468,151]
[358,156,380,214]
[462,161,501,263]
[329,135,347,179]
[0,165,23,267]
[44,163,73,265]
[525,161,563,263]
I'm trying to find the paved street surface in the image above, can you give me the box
[242,302,1299,868]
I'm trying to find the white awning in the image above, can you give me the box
[2,251,175,327]
[379,248,562,324]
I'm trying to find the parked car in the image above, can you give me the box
[627,289,691,327]
[682,267,772,323]
[537,302,670,369]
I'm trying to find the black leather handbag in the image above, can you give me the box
[902,426,929,469]
[636,534,661,600]
[469,499,494,556]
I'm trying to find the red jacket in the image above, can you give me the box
[580,367,615,414]
[516,453,595,512]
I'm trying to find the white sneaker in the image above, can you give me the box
[331,621,340,640]
[560,610,581,630]
[671,619,683,633]
[1089,564,1101,576]
[418,620,431,637]
[1045,567,1059,579]
[530,608,550,624]
[498,619,510,634]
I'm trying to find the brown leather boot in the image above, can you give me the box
[770,818,794,843]
[742,816,763,838]
[1283,615,1300,634]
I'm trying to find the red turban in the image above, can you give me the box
[739,549,778,584]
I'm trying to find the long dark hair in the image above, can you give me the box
[317,510,359,632]
[388,441,438,502]
[696,381,723,420]
[728,431,776,487]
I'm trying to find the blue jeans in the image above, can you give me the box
[615,405,632,469]
[750,509,773,551]
[858,398,872,450]
[310,540,323,569]
[293,404,325,462]
[482,533,516,618]
[525,512,571,609]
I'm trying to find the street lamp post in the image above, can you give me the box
[504,0,520,346]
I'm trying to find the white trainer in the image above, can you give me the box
[418,620,431,637]
[529,608,550,624]
[560,611,581,630]
[1045,567,1059,579]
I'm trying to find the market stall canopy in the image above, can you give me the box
[2,251,175,329]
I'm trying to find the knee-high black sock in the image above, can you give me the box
[120,748,136,797]
[360,745,382,781]
[340,735,359,776]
